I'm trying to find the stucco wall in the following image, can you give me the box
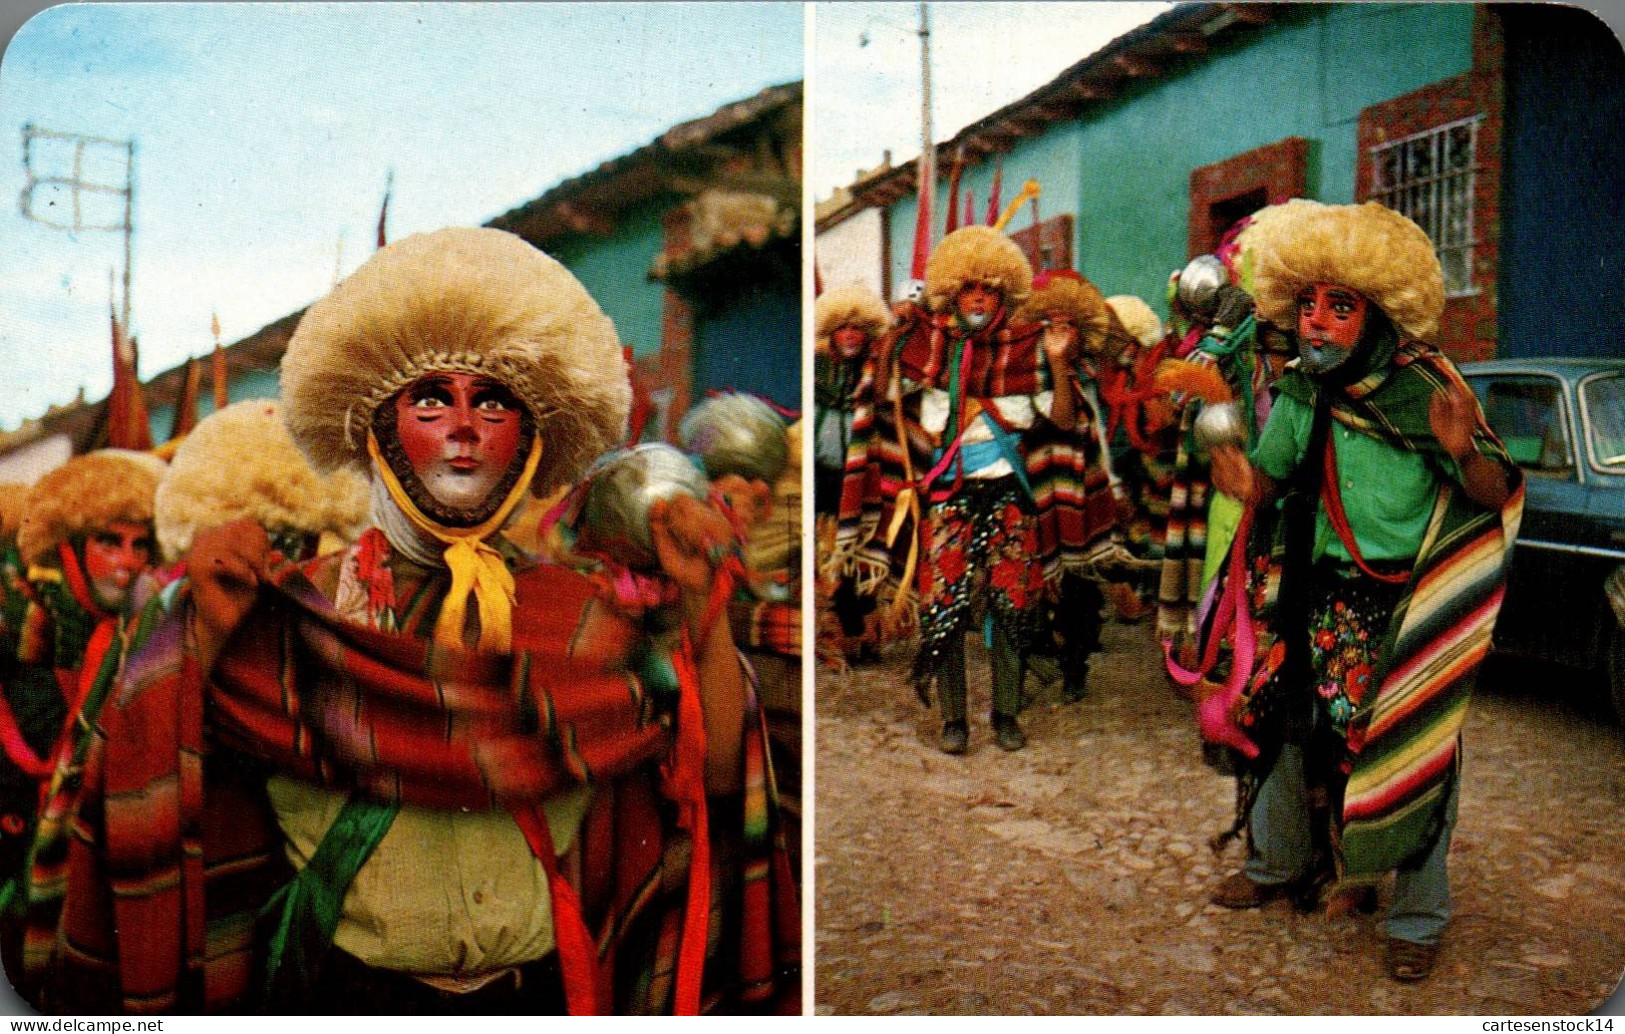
[883,4,1474,319]
[817,207,886,299]
[549,198,674,360]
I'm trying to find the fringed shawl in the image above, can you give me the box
[833,309,1120,611]
[38,553,798,1014]
[1219,343,1522,881]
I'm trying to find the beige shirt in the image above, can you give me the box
[275,533,615,979]
[267,777,593,977]
[917,385,1054,479]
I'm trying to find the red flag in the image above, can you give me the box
[985,158,1004,227]
[376,169,393,250]
[167,356,202,441]
[624,346,653,445]
[211,311,230,412]
[944,150,964,234]
[211,343,229,412]
[909,154,934,280]
[107,310,152,451]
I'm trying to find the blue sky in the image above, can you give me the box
[0,2,802,430]
[813,2,1170,199]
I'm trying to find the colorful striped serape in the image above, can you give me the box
[1225,343,1522,882]
[37,546,798,1014]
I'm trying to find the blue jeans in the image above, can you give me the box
[1243,743,1459,946]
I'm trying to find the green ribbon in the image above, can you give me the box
[1195,314,1260,451]
[258,796,399,1009]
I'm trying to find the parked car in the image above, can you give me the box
[1460,358,1625,719]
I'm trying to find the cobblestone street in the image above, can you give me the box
[815,618,1625,1015]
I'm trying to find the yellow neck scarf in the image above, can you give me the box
[366,431,543,652]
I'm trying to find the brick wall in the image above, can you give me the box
[1188,136,1310,258]
[1355,7,1505,363]
[652,205,697,440]
[1010,213,1076,274]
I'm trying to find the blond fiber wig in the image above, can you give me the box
[281,227,630,497]
[1104,295,1165,350]
[154,400,371,562]
[1226,198,1315,296]
[0,484,30,545]
[18,451,162,567]
[1016,272,1111,355]
[924,226,1033,314]
[1249,201,1445,343]
[814,284,890,345]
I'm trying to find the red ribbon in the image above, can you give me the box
[1320,436,1410,586]
[663,633,712,1016]
[1164,507,1262,760]
[0,688,53,781]
[512,803,602,1015]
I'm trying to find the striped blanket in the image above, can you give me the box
[1226,343,1522,882]
[824,355,890,591]
[833,310,1119,606]
[34,547,798,1014]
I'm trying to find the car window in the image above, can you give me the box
[1470,375,1571,474]
[1582,374,1625,470]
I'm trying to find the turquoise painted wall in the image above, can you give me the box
[549,198,673,360]
[147,366,280,444]
[885,4,1474,320]
[144,199,675,444]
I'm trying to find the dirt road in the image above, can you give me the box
[814,618,1625,1015]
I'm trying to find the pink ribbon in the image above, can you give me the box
[1164,508,1260,759]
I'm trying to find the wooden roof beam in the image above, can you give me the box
[978,118,1038,147]
[878,179,914,205]
[1007,109,1058,133]
[552,201,615,237]
[961,136,998,158]
[1060,78,1118,102]
[855,176,909,208]
[1113,52,1159,78]
[1222,3,1275,26]
[1167,32,1209,54]
[676,142,749,167]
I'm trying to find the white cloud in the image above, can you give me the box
[0,3,803,430]
[814,2,1172,198]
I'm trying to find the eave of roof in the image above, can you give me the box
[488,80,802,245]
[653,213,799,282]
[816,2,1292,231]
[2,81,805,454]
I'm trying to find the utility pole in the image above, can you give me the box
[918,2,935,241]
[122,138,134,332]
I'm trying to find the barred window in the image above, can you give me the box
[1370,116,1481,296]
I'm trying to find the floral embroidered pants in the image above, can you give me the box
[1305,566,1406,757]
[1247,563,1425,920]
[913,478,1045,724]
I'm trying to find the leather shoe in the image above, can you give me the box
[1209,871,1287,909]
[992,715,1026,752]
[939,721,968,755]
[1386,938,1439,982]
[1062,672,1088,703]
